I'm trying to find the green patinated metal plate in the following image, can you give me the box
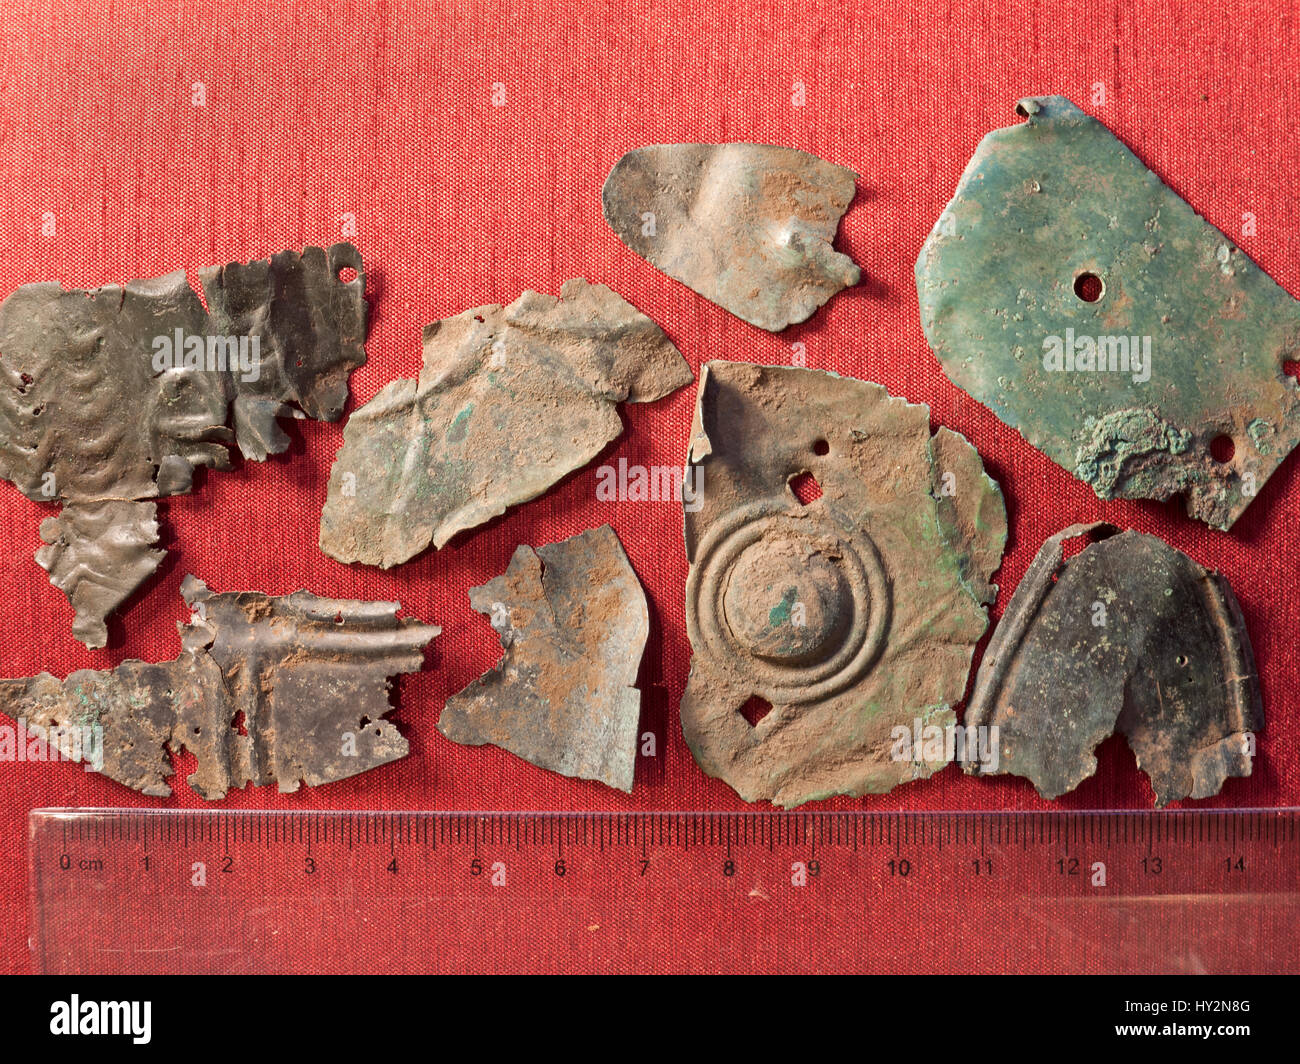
[917,96,1300,529]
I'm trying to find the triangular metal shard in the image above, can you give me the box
[438,525,647,792]
[917,97,1300,529]
[319,279,691,568]
[679,361,1007,808]
[0,244,368,646]
[0,577,438,798]
[603,144,861,331]
[964,523,1262,806]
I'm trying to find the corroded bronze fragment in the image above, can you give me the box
[965,523,1262,805]
[319,279,691,568]
[680,361,1007,807]
[917,97,1300,529]
[438,525,646,792]
[0,576,437,798]
[0,245,368,645]
[602,144,861,331]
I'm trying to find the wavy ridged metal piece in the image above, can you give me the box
[0,244,368,646]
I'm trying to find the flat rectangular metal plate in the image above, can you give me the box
[28,809,1300,974]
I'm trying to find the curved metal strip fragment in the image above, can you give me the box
[917,96,1300,529]
[679,361,1007,807]
[964,524,1263,805]
[319,279,692,568]
[0,576,438,798]
[437,525,647,792]
[603,144,861,331]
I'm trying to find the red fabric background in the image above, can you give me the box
[1,0,1297,974]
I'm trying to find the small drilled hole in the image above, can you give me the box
[1073,272,1104,302]
[1175,654,1189,667]
[812,438,830,456]
[790,471,823,505]
[738,695,773,727]
[337,266,358,283]
[1210,435,1235,463]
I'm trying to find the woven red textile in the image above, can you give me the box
[1,0,1296,974]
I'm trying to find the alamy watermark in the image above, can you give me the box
[890,717,999,771]
[1042,329,1152,384]
[595,457,703,511]
[0,719,103,772]
[50,995,151,1044]
[152,329,262,383]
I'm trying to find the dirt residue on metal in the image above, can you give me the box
[319,279,692,569]
[437,525,647,792]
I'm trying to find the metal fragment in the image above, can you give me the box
[0,576,437,798]
[916,96,1300,529]
[0,244,368,646]
[602,144,861,331]
[965,523,1262,805]
[35,500,164,649]
[679,361,1007,807]
[319,279,692,568]
[438,525,647,792]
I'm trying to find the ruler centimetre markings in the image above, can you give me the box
[30,809,1299,974]
[37,807,1297,867]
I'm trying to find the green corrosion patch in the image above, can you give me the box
[1074,408,1193,498]
[445,403,474,444]
[768,587,798,627]
[1247,418,1275,456]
